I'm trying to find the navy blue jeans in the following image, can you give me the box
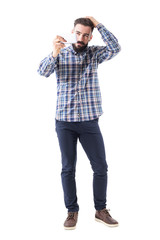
[55,118,108,212]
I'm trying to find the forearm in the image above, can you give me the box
[96,23,121,53]
[37,53,57,77]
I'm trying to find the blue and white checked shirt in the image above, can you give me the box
[38,24,121,122]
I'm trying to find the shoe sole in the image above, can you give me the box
[95,217,119,227]
[64,226,76,230]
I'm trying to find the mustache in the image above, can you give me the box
[77,41,85,45]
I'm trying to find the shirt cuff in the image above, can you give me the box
[47,52,58,64]
[96,23,103,29]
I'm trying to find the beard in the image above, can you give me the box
[72,41,88,53]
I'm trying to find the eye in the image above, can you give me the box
[83,34,89,38]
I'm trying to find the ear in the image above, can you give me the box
[89,34,93,41]
[71,28,75,34]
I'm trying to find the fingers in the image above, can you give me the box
[53,36,67,48]
[85,16,99,27]
[54,35,67,43]
[52,35,67,57]
[85,16,93,20]
[55,41,65,47]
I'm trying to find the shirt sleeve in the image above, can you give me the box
[37,53,58,78]
[94,23,121,64]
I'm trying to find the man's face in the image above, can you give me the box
[72,24,93,52]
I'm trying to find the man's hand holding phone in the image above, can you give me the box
[52,35,67,58]
[52,33,77,57]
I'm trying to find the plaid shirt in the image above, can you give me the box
[38,24,121,122]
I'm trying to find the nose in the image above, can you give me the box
[78,34,84,42]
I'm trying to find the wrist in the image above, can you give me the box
[94,21,100,27]
[52,52,58,58]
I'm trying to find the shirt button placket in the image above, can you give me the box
[77,93,80,121]
[77,56,81,121]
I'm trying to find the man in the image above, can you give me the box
[38,16,121,230]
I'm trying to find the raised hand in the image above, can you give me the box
[52,35,67,57]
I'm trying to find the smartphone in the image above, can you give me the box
[60,33,77,44]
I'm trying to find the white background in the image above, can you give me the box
[0,0,160,239]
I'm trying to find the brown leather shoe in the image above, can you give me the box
[64,212,78,230]
[95,209,119,227]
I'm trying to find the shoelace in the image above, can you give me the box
[67,213,75,220]
[102,209,111,217]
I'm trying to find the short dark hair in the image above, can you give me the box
[74,18,94,32]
